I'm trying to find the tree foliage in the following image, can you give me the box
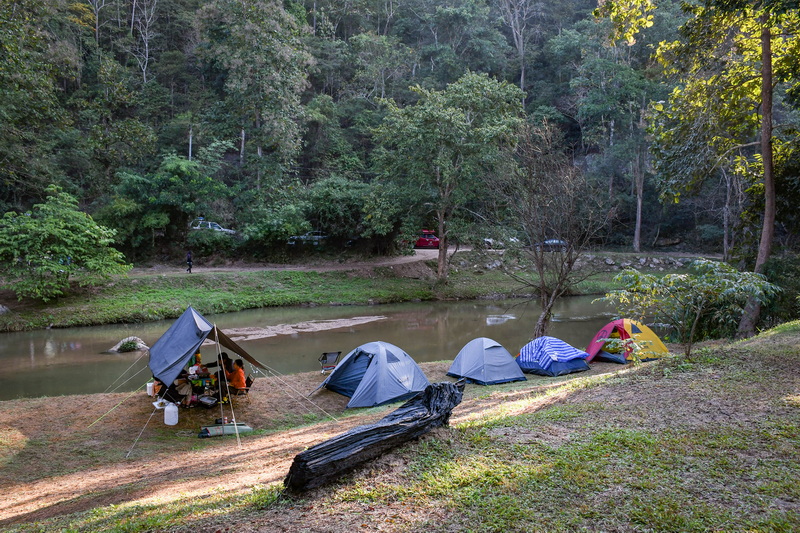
[0,186,130,301]
[375,71,524,280]
[600,259,780,356]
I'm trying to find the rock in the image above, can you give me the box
[604,258,615,265]
[0,305,9,315]
[109,336,149,353]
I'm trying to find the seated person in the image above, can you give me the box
[155,370,193,406]
[207,352,232,381]
[189,352,209,377]
[228,359,247,392]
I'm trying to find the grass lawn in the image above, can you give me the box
[2,322,797,531]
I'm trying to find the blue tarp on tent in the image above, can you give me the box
[148,306,266,387]
[517,336,590,377]
[320,341,430,408]
[447,337,526,385]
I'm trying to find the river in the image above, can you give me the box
[0,296,614,400]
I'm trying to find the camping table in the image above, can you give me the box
[188,375,217,394]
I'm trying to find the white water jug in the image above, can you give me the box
[164,402,179,425]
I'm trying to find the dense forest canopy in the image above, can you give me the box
[0,0,798,268]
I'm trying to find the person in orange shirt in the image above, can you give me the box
[228,359,247,390]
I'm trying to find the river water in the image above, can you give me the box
[0,296,614,400]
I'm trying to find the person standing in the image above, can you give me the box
[186,251,193,273]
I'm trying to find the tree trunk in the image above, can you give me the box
[436,214,447,281]
[532,289,558,339]
[722,168,731,261]
[632,156,644,253]
[737,20,775,338]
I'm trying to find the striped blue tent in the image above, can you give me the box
[516,336,590,377]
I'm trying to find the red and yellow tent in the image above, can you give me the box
[585,319,668,364]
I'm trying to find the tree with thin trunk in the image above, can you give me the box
[130,0,157,83]
[496,0,535,96]
[490,120,613,338]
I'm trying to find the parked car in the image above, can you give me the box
[414,230,440,249]
[287,231,328,246]
[534,239,568,252]
[190,219,236,235]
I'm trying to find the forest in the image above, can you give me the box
[1,0,798,275]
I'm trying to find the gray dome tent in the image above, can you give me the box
[318,341,430,408]
[447,337,527,385]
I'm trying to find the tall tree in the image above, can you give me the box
[0,0,67,209]
[198,0,312,190]
[375,71,524,281]
[650,5,799,336]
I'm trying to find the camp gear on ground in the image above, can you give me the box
[198,422,253,438]
[516,336,591,376]
[318,351,341,373]
[447,337,527,385]
[198,395,218,408]
[317,341,430,408]
[164,402,179,425]
[585,319,669,363]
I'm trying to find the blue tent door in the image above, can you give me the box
[324,350,371,398]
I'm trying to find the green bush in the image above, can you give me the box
[762,255,800,327]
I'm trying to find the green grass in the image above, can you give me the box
[6,323,800,531]
[0,252,658,331]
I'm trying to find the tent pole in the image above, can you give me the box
[214,325,242,448]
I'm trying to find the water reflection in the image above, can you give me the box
[0,297,613,400]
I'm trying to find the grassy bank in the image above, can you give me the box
[0,251,630,332]
[2,322,798,531]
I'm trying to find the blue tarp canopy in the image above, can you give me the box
[319,341,430,408]
[447,337,526,385]
[517,336,590,377]
[148,306,266,386]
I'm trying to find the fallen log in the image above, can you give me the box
[284,380,465,492]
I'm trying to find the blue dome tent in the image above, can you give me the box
[516,336,590,377]
[447,337,526,385]
[317,341,430,408]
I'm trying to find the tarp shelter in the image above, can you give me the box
[318,341,430,408]
[516,336,591,377]
[585,319,669,364]
[148,306,267,387]
[447,337,526,385]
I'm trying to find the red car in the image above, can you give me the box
[414,230,440,249]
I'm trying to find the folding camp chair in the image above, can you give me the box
[230,374,254,403]
[319,351,341,373]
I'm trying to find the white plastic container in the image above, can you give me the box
[146,381,155,396]
[164,402,179,425]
